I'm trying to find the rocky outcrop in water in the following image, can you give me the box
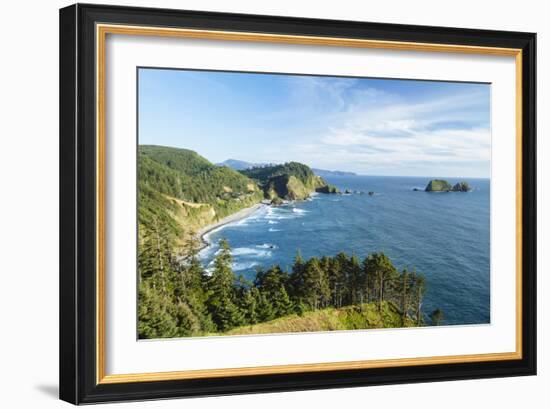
[424,179,472,192]
[425,179,453,192]
[242,161,339,201]
[451,181,471,192]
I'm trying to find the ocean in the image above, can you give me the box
[199,175,490,325]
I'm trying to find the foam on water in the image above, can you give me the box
[231,247,272,258]
[257,243,278,249]
[232,261,260,271]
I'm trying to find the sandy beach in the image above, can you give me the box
[197,203,266,251]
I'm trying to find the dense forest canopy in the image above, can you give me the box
[140,145,262,205]
[138,145,264,248]
[138,234,438,338]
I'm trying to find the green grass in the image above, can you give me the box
[425,179,452,192]
[214,301,415,336]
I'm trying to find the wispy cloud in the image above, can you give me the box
[278,76,491,177]
[140,69,490,177]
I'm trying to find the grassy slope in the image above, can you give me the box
[219,301,413,336]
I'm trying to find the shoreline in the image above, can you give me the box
[196,203,266,252]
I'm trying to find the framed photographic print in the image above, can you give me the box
[59,3,537,404]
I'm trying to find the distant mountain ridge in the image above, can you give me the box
[217,159,276,170]
[219,159,357,177]
[311,168,357,177]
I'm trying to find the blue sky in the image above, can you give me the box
[138,68,491,177]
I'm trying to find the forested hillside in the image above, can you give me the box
[139,145,262,207]
[138,145,264,248]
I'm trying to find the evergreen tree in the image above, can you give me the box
[206,238,244,331]
[256,291,276,322]
[240,287,260,325]
[254,266,294,317]
[335,252,350,305]
[173,301,201,336]
[364,252,398,311]
[138,217,176,294]
[288,250,305,302]
[411,272,426,325]
[329,255,346,308]
[399,269,411,322]
[173,236,214,333]
[301,257,330,310]
[430,308,444,326]
[137,281,179,339]
[273,285,294,317]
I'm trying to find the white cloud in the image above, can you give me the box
[279,78,491,176]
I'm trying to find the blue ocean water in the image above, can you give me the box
[199,176,490,325]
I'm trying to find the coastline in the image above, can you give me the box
[196,203,266,252]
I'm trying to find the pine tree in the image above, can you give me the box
[206,238,244,331]
[301,257,330,310]
[254,266,294,317]
[400,269,411,323]
[241,287,260,325]
[329,256,345,308]
[273,285,294,317]
[364,252,398,311]
[137,281,178,339]
[138,217,176,294]
[256,291,275,322]
[430,308,444,326]
[413,273,426,325]
[335,252,350,306]
[288,250,305,302]
[348,254,363,305]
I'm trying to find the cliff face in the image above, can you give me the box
[266,174,311,201]
[452,181,471,192]
[315,184,339,194]
[242,162,339,201]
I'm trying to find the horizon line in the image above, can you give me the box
[138,144,490,180]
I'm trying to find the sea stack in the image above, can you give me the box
[425,179,472,192]
[451,181,471,192]
[425,179,453,192]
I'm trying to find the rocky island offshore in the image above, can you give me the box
[423,179,472,192]
[241,162,339,203]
